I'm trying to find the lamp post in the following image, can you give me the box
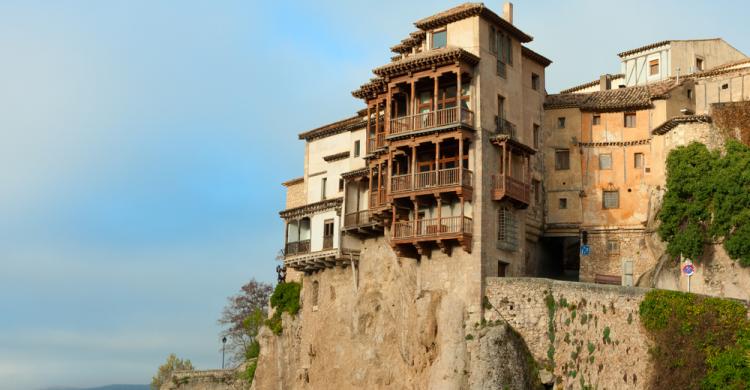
[222,336,227,369]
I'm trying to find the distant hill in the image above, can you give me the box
[42,385,149,390]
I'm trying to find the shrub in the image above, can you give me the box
[264,282,301,335]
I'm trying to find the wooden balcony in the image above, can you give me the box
[390,168,473,198]
[370,190,388,209]
[284,240,310,256]
[391,215,472,254]
[282,247,361,273]
[389,107,474,137]
[491,174,530,207]
[495,116,517,140]
[343,209,382,234]
[367,133,386,154]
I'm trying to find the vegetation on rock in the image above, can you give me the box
[218,278,273,363]
[151,353,194,390]
[265,281,301,335]
[658,140,750,265]
[639,289,750,389]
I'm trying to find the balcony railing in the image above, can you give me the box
[389,107,474,136]
[284,239,311,256]
[322,235,333,250]
[491,174,530,205]
[390,168,473,194]
[366,132,386,154]
[369,190,387,209]
[344,209,374,228]
[495,116,517,139]
[392,216,472,240]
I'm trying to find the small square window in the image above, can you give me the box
[531,73,540,91]
[607,240,620,255]
[555,149,570,170]
[603,190,619,209]
[624,113,636,128]
[599,153,612,170]
[498,261,508,277]
[559,198,568,209]
[592,115,601,125]
[432,30,447,49]
[687,89,693,99]
[696,57,704,71]
[557,117,566,129]
[649,59,659,76]
[634,152,644,169]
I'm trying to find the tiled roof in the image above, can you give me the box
[341,167,369,180]
[693,58,750,78]
[545,79,684,112]
[322,151,350,162]
[521,46,552,67]
[559,74,624,94]
[372,47,480,78]
[390,31,426,54]
[282,177,304,187]
[414,2,533,43]
[652,115,712,135]
[617,38,721,58]
[352,78,387,99]
[298,115,365,141]
[279,197,343,219]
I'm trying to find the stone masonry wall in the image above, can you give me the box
[163,367,249,390]
[484,278,651,389]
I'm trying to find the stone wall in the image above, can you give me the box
[162,367,249,390]
[483,278,651,389]
[580,228,653,284]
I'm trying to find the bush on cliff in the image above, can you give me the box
[639,289,750,389]
[658,140,750,266]
[265,281,301,335]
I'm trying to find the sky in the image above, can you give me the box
[0,1,747,389]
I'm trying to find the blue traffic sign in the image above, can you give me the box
[580,245,590,256]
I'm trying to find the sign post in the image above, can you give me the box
[682,257,695,293]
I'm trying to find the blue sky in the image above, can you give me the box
[0,1,747,388]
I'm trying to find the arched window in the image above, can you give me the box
[311,280,319,307]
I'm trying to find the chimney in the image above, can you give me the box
[599,74,611,91]
[502,2,513,24]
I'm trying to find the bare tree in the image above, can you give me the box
[151,353,193,389]
[218,278,273,364]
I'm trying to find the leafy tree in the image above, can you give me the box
[218,278,273,363]
[151,353,194,390]
[658,140,750,265]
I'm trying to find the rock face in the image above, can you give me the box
[468,323,542,390]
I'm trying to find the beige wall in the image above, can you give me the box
[543,107,582,229]
[695,70,750,114]
[670,39,747,75]
[284,181,305,209]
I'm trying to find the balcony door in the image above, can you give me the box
[323,219,334,250]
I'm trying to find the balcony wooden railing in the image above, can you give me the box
[369,190,387,208]
[495,116,517,139]
[390,168,473,194]
[366,133,386,154]
[491,174,530,205]
[284,239,311,256]
[344,209,373,228]
[322,235,333,250]
[392,216,472,239]
[389,107,474,136]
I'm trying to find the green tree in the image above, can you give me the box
[218,278,273,363]
[151,353,194,390]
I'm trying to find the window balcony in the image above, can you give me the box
[495,116,517,140]
[390,167,473,198]
[389,107,474,137]
[391,215,473,254]
[284,239,310,257]
[491,174,530,207]
[282,247,361,273]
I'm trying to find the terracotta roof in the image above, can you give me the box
[282,177,304,187]
[617,38,721,58]
[693,58,750,78]
[521,46,552,67]
[390,31,425,54]
[352,78,387,99]
[298,115,365,141]
[279,197,343,219]
[372,47,480,78]
[340,167,369,180]
[559,74,624,94]
[322,151,350,162]
[546,79,684,112]
[414,3,533,43]
[652,115,712,135]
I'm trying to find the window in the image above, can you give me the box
[722,83,729,90]
[555,149,570,170]
[497,95,506,119]
[687,89,693,99]
[311,280,319,307]
[603,190,620,209]
[559,198,568,209]
[338,178,344,192]
[497,207,518,250]
[321,177,327,200]
[495,30,512,77]
[557,117,566,129]
[634,152,644,169]
[607,240,620,255]
[531,73,540,90]
[432,30,447,49]
[649,59,659,76]
[323,219,334,249]
[599,153,612,170]
[533,123,540,148]
[532,179,541,204]
[624,112,636,128]
[353,140,360,157]
[696,57,704,71]
[592,115,601,125]
[489,26,497,55]
[497,261,508,277]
